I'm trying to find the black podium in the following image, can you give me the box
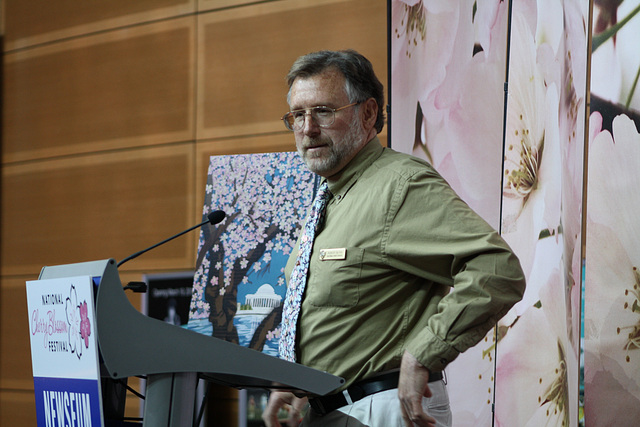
[39,259,344,426]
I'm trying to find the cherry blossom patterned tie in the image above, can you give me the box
[280,181,331,362]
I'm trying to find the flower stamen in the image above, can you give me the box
[505,132,544,199]
[617,266,640,362]
[394,3,426,58]
[537,341,570,426]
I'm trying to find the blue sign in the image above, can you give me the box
[33,377,102,427]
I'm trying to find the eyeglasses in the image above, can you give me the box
[281,102,359,131]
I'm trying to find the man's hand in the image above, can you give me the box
[262,391,308,427]
[398,351,437,427]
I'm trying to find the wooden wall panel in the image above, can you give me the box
[0,278,34,392]
[0,390,37,426]
[1,145,196,276]
[198,0,264,12]
[3,17,195,163]
[197,0,349,14]
[196,0,388,140]
[3,0,196,51]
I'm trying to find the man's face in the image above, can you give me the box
[288,68,367,179]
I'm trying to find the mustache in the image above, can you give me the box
[300,137,330,149]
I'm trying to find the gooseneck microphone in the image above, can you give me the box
[117,210,226,268]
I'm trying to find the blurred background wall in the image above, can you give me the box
[0,1,387,424]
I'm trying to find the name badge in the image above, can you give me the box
[319,248,347,261]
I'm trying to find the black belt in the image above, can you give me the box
[309,370,443,416]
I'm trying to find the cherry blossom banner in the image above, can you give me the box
[584,1,640,425]
[391,0,589,425]
[186,152,319,357]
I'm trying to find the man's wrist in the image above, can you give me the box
[405,332,458,372]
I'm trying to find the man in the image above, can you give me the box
[263,50,526,427]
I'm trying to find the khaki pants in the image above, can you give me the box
[301,381,452,427]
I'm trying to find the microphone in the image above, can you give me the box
[117,210,226,268]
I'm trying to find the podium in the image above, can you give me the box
[34,259,344,426]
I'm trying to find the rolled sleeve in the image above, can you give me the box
[385,168,526,371]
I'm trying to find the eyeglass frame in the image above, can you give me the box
[281,102,360,132]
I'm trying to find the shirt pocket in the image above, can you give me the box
[306,247,364,308]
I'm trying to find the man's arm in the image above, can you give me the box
[386,168,526,373]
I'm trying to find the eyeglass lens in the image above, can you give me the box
[287,107,335,130]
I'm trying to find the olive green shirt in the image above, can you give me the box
[285,137,525,390]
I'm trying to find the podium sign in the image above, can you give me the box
[26,275,104,427]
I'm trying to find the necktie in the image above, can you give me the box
[280,181,331,362]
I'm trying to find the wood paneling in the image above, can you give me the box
[198,0,267,12]
[0,278,34,392]
[196,0,388,140]
[3,0,196,51]
[3,17,195,163]
[1,145,196,276]
[0,390,37,426]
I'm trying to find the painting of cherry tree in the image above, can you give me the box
[185,152,318,357]
[391,0,588,425]
[584,1,640,425]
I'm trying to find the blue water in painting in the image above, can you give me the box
[184,317,279,357]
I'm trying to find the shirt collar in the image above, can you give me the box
[324,136,384,202]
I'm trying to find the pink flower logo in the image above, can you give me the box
[79,301,91,349]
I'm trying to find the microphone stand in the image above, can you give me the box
[117,211,225,268]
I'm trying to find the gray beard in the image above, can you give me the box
[299,119,364,176]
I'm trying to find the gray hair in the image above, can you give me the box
[286,50,385,133]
